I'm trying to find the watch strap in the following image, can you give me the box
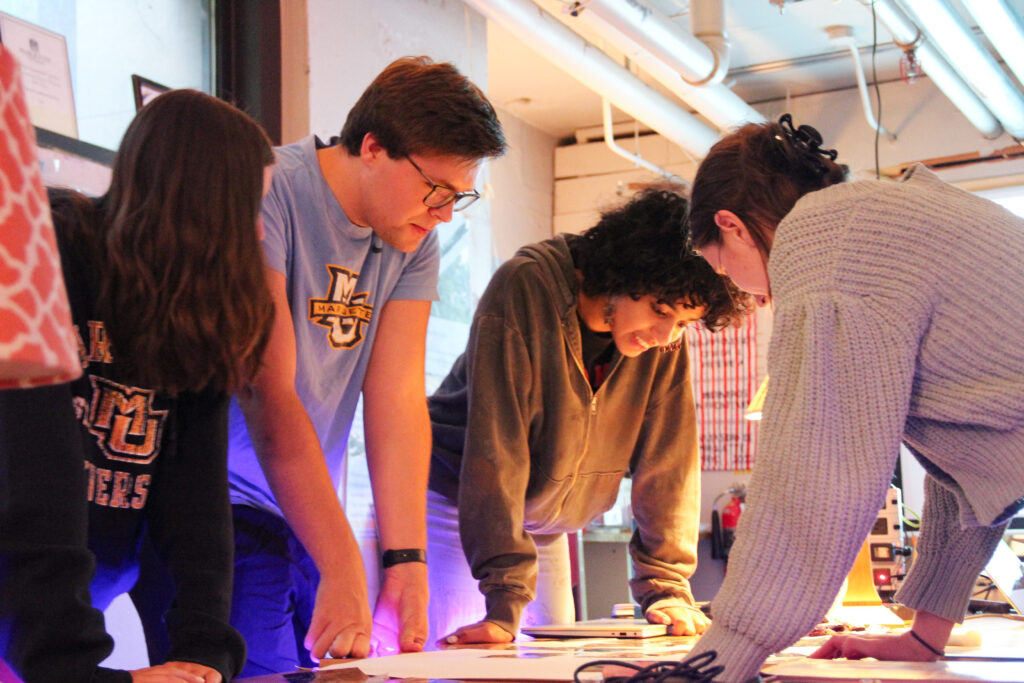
[382,548,426,568]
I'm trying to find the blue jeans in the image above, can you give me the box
[230,504,320,677]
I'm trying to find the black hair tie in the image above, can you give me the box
[776,113,838,173]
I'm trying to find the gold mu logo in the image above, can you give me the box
[308,265,374,349]
[85,376,168,465]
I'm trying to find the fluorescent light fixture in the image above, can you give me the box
[865,0,1003,139]
[959,0,1024,96]
[900,0,1024,138]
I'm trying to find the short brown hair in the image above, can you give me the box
[688,120,846,257]
[339,56,506,160]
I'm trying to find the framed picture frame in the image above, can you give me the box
[0,11,77,138]
[131,74,170,112]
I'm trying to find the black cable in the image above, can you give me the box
[972,577,997,600]
[573,650,723,683]
[871,0,882,180]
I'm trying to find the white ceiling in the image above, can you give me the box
[485,0,1024,140]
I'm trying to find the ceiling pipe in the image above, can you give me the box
[581,0,727,86]
[860,0,1003,139]
[900,0,1024,139]
[689,0,730,84]
[601,99,686,184]
[958,0,1024,107]
[826,25,897,140]
[568,0,763,131]
[463,0,720,157]
[897,0,1024,139]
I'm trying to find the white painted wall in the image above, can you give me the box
[306,0,486,142]
[490,106,556,262]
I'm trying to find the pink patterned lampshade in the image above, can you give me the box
[0,44,81,389]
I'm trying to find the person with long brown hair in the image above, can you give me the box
[683,115,1024,682]
[0,89,275,682]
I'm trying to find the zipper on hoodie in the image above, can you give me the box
[543,335,622,527]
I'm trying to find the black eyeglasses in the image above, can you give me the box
[406,156,481,212]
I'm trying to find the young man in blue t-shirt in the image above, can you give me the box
[226,57,505,676]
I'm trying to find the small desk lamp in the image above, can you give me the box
[744,376,769,421]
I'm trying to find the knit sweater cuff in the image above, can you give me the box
[894,550,981,623]
[484,588,531,637]
[688,623,773,683]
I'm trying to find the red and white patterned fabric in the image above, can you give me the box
[0,44,80,389]
[687,314,759,471]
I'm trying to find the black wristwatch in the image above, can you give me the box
[382,548,426,569]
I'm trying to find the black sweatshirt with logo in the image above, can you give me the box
[0,197,244,682]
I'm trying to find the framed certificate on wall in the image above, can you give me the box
[0,12,76,138]
[131,74,170,111]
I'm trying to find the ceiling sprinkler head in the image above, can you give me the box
[826,25,857,47]
[900,49,924,83]
[770,0,809,13]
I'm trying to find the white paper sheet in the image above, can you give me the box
[318,647,693,681]
[764,658,1024,682]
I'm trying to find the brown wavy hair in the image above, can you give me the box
[56,89,275,395]
[688,120,847,257]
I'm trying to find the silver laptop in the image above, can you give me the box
[520,618,669,639]
[983,539,1024,615]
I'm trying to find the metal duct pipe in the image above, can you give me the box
[901,0,1024,138]
[582,0,727,86]
[958,0,1024,108]
[862,0,1003,139]
[690,0,730,83]
[463,0,719,156]
[601,99,684,184]
[569,0,762,131]
[826,25,897,139]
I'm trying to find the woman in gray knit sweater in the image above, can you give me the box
[684,116,1024,682]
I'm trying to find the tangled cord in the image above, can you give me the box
[573,650,723,683]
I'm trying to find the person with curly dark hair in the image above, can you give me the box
[424,188,752,647]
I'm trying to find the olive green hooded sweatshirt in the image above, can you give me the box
[428,235,702,635]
